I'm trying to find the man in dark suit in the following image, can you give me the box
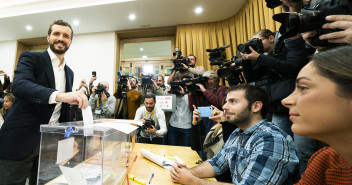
[0,20,88,185]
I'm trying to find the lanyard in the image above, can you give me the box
[145,108,155,120]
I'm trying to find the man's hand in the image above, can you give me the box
[170,161,193,184]
[181,63,189,70]
[92,86,97,95]
[240,46,260,61]
[320,15,352,45]
[101,92,108,103]
[89,76,96,85]
[192,105,202,125]
[0,70,7,77]
[56,89,88,109]
[179,85,185,95]
[209,105,227,123]
[196,83,206,92]
[146,125,157,135]
[152,79,159,88]
[127,79,132,90]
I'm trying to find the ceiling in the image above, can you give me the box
[0,0,246,42]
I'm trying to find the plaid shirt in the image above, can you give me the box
[208,120,299,185]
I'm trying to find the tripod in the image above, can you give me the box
[115,88,129,119]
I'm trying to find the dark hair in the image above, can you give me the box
[188,54,197,61]
[226,84,270,118]
[48,20,73,40]
[157,75,164,82]
[144,93,156,102]
[311,45,352,97]
[0,93,15,117]
[253,29,275,38]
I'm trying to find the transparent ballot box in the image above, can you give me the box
[37,120,137,185]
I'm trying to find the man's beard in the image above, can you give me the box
[49,41,69,54]
[146,107,154,112]
[226,107,251,128]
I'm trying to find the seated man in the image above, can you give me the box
[89,81,116,119]
[170,84,299,185]
[134,93,167,144]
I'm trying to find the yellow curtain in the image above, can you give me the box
[175,0,282,71]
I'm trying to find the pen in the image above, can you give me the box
[129,174,147,185]
[148,173,154,184]
[163,154,175,160]
[134,155,138,162]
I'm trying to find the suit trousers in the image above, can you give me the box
[0,144,39,185]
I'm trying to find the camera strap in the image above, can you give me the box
[145,108,155,120]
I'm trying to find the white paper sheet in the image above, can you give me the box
[94,122,138,134]
[57,137,74,164]
[59,166,86,185]
[82,106,94,125]
[140,149,175,169]
[112,119,143,126]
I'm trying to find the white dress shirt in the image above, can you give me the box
[47,48,67,124]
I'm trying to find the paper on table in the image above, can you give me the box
[82,106,93,126]
[94,122,138,134]
[112,119,143,126]
[57,137,74,164]
[140,149,175,169]
[59,166,86,185]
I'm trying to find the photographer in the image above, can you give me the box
[89,81,116,119]
[134,93,167,144]
[167,54,204,84]
[114,77,141,119]
[240,29,315,175]
[153,75,169,95]
[168,76,192,146]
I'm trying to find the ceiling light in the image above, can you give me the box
[140,48,144,51]
[142,55,147,58]
[195,7,203,14]
[129,14,136,20]
[73,20,80,26]
[26,25,32,31]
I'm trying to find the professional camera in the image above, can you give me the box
[185,76,208,93]
[141,75,157,86]
[237,38,264,54]
[142,118,155,130]
[265,0,301,9]
[273,0,352,47]
[172,48,190,71]
[206,45,230,66]
[169,80,187,95]
[118,75,129,93]
[95,83,110,98]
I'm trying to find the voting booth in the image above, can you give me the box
[37,120,137,185]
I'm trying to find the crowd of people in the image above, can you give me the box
[1,0,352,183]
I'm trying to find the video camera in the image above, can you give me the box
[117,72,131,95]
[172,48,190,71]
[265,0,301,9]
[141,118,155,130]
[95,83,110,98]
[207,45,246,85]
[169,80,186,95]
[169,76,208,94]
[141,75,157,86]
[272,0,352,47]
[237,38,264,54]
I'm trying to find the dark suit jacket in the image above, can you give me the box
[0,50,73,160]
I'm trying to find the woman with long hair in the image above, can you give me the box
[0,93,15,128]
[282,45,352,184]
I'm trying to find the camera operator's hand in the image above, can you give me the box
[209,105,227,123]
[140,119,146,124]
[101,92,108,103]
[92,86,97,95]
[146,125,157,135]
[127,79,132,90]
[195,83,206,92]
[320,15,352,45]
[179,86,185,95]
[181,63,189,70]
[152,79,159,88]
[240,46,260,61]
[192,105,202,125]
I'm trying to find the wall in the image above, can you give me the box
[0,31,116,95]
[0,40,17,81]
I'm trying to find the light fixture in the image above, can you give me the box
[26,25,32,31]
[195,7,203,14]
[143,65,153,74]
[140,48,144,51]
[142,55,148,58]
[73,20,80,26]
[129,14,136,20]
